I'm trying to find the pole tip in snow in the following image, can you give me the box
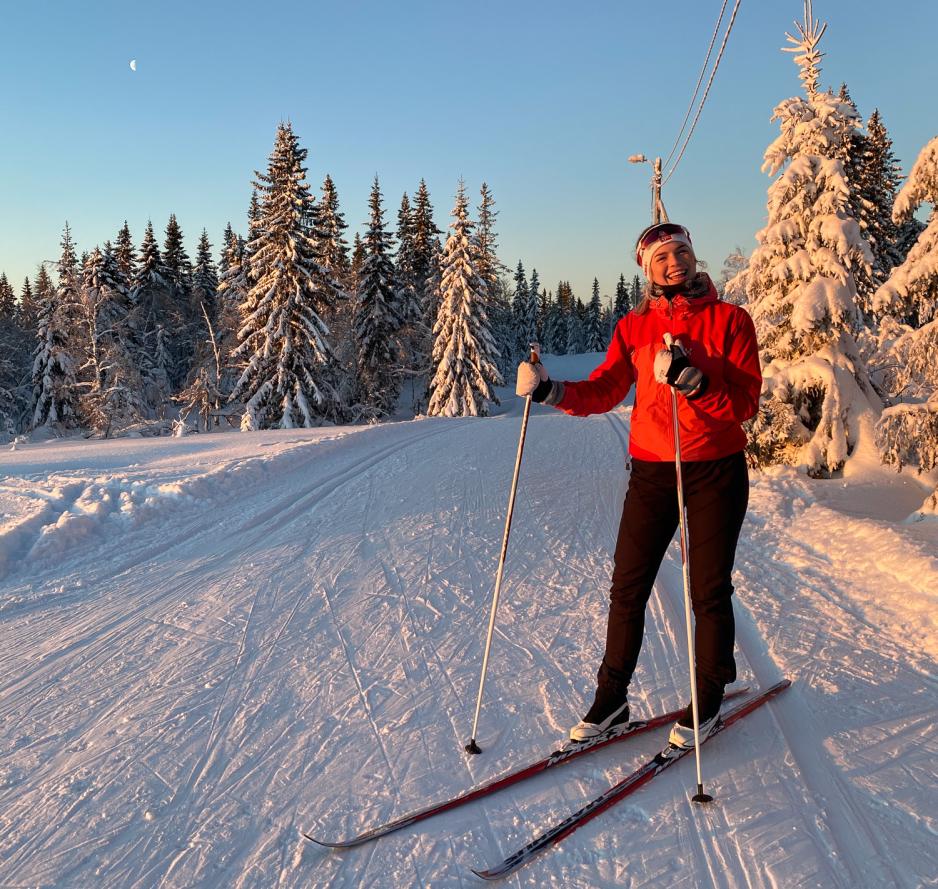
[692,784,714,803]
[465,739,483,755]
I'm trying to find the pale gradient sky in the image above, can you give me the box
[1,0,936,304]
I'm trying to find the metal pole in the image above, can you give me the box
[465,344,540,755]
[663,334,713,803]
[652,157,670,224]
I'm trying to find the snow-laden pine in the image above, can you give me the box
[427,182,502,417]
[584,278,605,351]
[354,177,402,417]
[739,7,878,476]
[230,122,343,430]
[31,227,80,430]
[873,135,938,516]
[77,245,142,435]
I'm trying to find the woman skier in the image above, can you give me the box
[516,222,762,748]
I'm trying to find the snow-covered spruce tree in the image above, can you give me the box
[191,229,219,337]
[31,256,79,431]
[584,278,605,351]
[874,136,938,330]
[17,277,39,337]
[741,5,877,476]
[487,278,517,383]
[528,268,542,342]
[0,273,32,439]
[412,178,443,347]
[473,182,505,398]
[230,122,344,430]
[540,290,564,354]
[0,273,14,321]
[353,176,402,417]
[393,192,429,408]
[510,260,530,363]
[320,174,351,285]
[77,246,143,435]
[873,135,938,514]
[175,229,223,425]
[114,221,136,283]
[613,274,629,321]
[427,182,502,417]
[350,233,365,289]
[513,262,539,360]
[130,220,175,413]
[161,214,196,387]
[213,228,249,400]
[719,247,750,305]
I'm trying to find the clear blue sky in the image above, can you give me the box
[2,0,936,305]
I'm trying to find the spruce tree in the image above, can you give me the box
[218,223,235,278]
[874,136,938,329]
[393,192,427,396]
[584,278,605,351]
[320,174,351,283]
[540,290,564,354]
[412,178,443,335]
[427,182,502,417]
[131,220,175,410]
[78,246,142,435]
[31,260,79,430]
[475,182,502,296]
[528,268,542,342]
[162,214,191,289]
[742,6,876,475]
[873,138,938,513]
[192,229,219,317]
[350,233,365,287]
[115,221,136,283]
[394,193,419,322]
[230,122,343,429]
[18,277,39,335]
[614,273,629,321]
[354,176,402,416]
[510,260,529,364]
[0,273,14,321]
[213,228,249,401]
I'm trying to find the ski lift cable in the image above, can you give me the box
[664,0,742,186]
[663,0,730,172]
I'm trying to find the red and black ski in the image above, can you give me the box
[472,679,791,880]
[303,687,749,848]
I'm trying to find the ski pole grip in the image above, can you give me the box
[529,342,540,364]
[663,333,674,349]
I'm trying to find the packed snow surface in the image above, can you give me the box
[1,353,936,888]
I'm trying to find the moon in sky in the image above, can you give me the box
[130,59,137,72]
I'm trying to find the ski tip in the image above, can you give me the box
[302,833,346,849]
[471,867,502,881]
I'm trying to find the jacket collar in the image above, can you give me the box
[649,273,719,318]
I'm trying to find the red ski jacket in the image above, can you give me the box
[555,278,762,462]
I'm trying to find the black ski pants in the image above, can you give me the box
[597,451,749,703]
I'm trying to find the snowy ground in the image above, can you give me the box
[1,353,936,888]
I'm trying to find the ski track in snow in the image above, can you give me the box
[1,369,936,888]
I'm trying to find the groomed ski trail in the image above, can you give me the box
[2,367,936,888]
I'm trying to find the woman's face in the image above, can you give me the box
[649,241,696,287]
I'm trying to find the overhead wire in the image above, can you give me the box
[663,0,743,186]
[662,0,729,172]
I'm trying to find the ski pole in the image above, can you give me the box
[663,333,713,803]
[465,343,540,755]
